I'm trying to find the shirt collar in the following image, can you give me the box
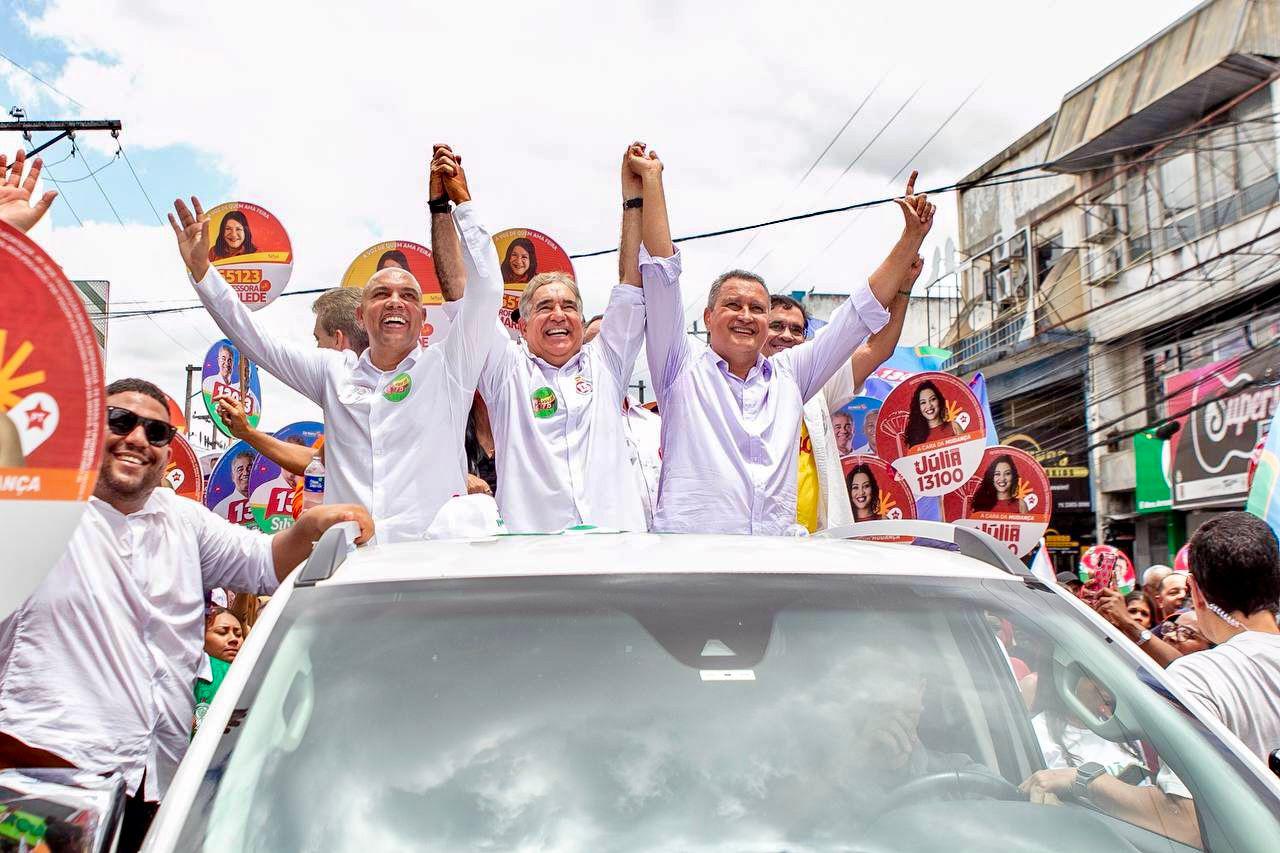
[709,348,772,381]
[519,338,585,373]
[88,488,168,520]
[356,344,421,375]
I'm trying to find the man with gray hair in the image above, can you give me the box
[170,143,501,542]
[434,143,652,532]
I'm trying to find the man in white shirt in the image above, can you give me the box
[168,145,500,542]
[433,143,651,532]
[762,253,921,532]
[640,169,934,535]
[0,378,372,850]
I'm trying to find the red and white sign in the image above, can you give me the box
[876,371,987,498]
[164,431,204,503]
[941,446,1052,557]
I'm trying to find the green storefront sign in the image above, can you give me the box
[1134,431,1173,514]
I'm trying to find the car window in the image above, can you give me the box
[176,575,1280,852]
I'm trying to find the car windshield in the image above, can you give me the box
[177,574,1280,852]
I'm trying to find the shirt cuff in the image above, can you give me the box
[639,245,682,281]
[607,283,645,307]
[849,280,891,335]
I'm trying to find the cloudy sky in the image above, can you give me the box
[3,0,1200,440]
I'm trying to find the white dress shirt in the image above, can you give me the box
[641,247,889,534]
[191,202,501,543]
[0,490,277,801]
[623,396,662,530]
[480,284,647,532]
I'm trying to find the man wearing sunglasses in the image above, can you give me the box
[0,378,373,850]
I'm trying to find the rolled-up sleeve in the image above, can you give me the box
[780,279,889,402]
[640,246,687,395]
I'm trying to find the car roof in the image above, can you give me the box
[312,532,1022,588]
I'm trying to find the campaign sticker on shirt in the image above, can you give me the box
[876,371,987,499]
[383,373,412,402]
[204,440,258,528]
[341,240,451,348]
[0,222,104,619]
[840,454,917,525]
[493,228,576,335]
[941,446,1052,557]
[248,421,322,534]
[837,395,882,457]
[1078,544,1137,596]
[164,431,204,503]
[531,386,559,418]
[574,375,593,396]
[205,201,293,309]
[201,339,262,438]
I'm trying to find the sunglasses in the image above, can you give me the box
[106,406,177,447]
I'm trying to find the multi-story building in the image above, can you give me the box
[933,0,1280,572]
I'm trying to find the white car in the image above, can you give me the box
[138,521,1280,852]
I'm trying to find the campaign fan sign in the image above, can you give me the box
[1078,544,1137,596]
[248,421,322,534]
[837,396,882,457]
[941,446,1052,557]
[204,440,258,528]
[841,454,916,523]
[164,431,204,503]
[875,371,987,499]
[0,222,104,618]
[201,339,262,438]
[493,228,575,334]
[342,240,451,348]
[205,201,293,309]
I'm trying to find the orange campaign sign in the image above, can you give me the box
[205,201,293,310]
[492,228,575,335]
[0,221,104,618]
[342,241,450,348]
[164,431,204,503]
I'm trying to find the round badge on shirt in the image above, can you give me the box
[383,373,412,402]
[574,375,592,395]
[531,386,559,418]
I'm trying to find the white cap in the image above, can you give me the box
[426,493,504,539]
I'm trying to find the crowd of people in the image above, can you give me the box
[0,142,1278,849]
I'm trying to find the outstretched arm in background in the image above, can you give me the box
[214,394,317,477]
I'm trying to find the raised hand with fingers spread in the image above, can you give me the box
[0,149,58,234]
[168,197,212,280]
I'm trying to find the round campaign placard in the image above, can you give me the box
[201,339,262,438]
[0,221,104,618]
[248,421,322,534]
[205,201,293,309]
[204,439,258,528]
[163,431,204,503]
[876,371,987,498]
[342,240,452,348]
[941,446,1052,558]
[1078,544,1136,596]
[840,454,917,524]
[838,395,883,457]
[1173,543,1190,574]
[493,227,575,333]
[164,393,188,434]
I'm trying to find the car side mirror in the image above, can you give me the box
[0,769,125,852]
[1269,748,1280,780]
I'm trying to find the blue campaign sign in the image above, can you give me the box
[247,421,323,534]
[204,440,258,528]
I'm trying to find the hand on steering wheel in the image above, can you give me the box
[880,769,1025,813]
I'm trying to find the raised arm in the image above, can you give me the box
[868,171,935,308]
[214,394,316,477]
[170,197,331,402]
[429,149,466,303]
[619,142,644,287]
[0,150,57,234]
[636,145,688,395]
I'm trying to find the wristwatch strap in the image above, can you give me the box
[1136,628,1154,646]
[428,195,452,214]
[1073,762,1107,800]
[623,197,643,210]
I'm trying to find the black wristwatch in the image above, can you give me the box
[623,196,643,210]
[428,195,452,214]
[1072,762,1107,801]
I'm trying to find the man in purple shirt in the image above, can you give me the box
[639,168,934,534]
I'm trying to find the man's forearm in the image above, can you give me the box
[640,174,674,258]
[432,210,466,302]
[867,232,923,308]
[236,427,315,477]
[1090,776,1200,847]
[1114,618,1182,667]
[851,291,910,389]
[619,207,642,285]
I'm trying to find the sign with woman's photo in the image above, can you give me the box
[204,440,257,528]
[342,241,451,348]
[841,454,916,523]
[1077,544,1137,598]
[248,421,322,534]
[201,339,262,438]
[0,221,104,619]
[163,431,204,503]
[205,201,293,309]
[492,228,575,334]
[875,371,987,498]
[941,446,1052,557]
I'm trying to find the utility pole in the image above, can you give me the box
[1,114,123,158]
[183,364,201,431]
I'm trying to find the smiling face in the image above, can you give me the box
[918,387,942,425]
[762,304,806,357]
[865,411,879,452]
[833,413,854,454]
[358,269,425,358]
[705,277,769,368]
[217,346,234,380]
[508,245,531,279]
[205,611,244,662]
[849,472,875,513]
[993,461,1015,498]
[96,391,171,508]
[520,281,583,367]
[222,217,245,252]
[1159,573,1189,616]
[232,453,253,495]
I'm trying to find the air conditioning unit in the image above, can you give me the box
[1084,203,1123,244]
[992,241,1010,271]
[995,269,1016,304]
[1008,230,1028,259]
[1085,246,1121,285]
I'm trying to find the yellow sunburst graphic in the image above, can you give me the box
[0,328,46,412]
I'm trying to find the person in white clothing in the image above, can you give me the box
[0,379,372,851]
[762,254,921,532]
[433,143,652,532]
[641,168,934,535]
[622,396,662,529]
[168,145,501,543]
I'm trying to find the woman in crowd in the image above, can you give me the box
[1033,672,1149,784]
[971,454,1029,514]
[377,248,412,275]
[500,237,537,284]
[193,607,245,734]
[209,210,257,261]
[903,380,962,451]
[846,464,882,522]
[1125,591,1156,630]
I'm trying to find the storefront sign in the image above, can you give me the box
[1134,430,1173,514]
[1004,431,1091,511]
